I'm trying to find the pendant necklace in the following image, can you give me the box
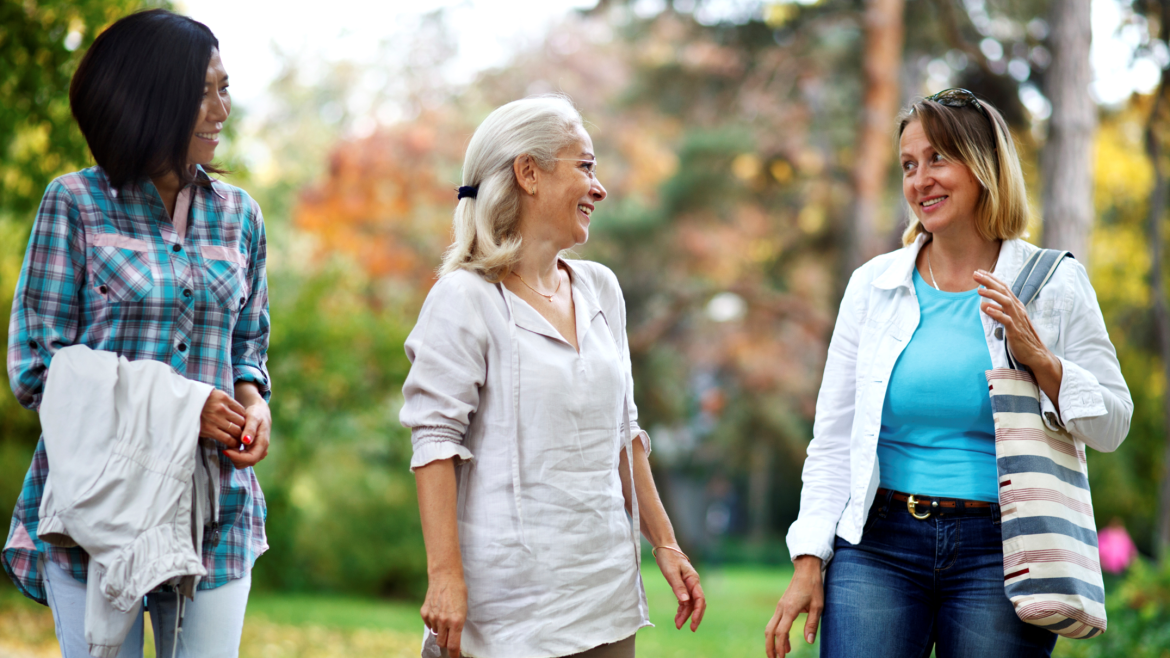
[926,241,999,291]
[513,270,561,302]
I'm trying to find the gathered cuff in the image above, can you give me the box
[1040,357,1107,432]
[410,427,474,471]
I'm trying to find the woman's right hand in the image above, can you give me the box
[765,555,824,658]
[421,570,468,657]
[200,389,246,449]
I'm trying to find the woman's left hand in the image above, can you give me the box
[226,383,271,469]
[654,546,706,631]
[974,270,1064,404]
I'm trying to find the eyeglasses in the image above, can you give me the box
[925,88,992,124]
[553,158,598,179]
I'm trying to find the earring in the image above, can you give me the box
[530,188,536,196]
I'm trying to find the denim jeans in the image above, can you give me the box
[820,490,1057,658]
[43,558,250,658]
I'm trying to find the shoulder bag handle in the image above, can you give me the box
[1003,248,1073,371]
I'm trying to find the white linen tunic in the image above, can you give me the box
[400,260,651,658]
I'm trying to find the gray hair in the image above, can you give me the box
[439,94,584,281]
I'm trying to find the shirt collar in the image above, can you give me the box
[105,165,226,200]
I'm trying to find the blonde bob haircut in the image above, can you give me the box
[440,94,585,281]
[897,94,1029,246]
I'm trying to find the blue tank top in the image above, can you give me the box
[876,268,998,502]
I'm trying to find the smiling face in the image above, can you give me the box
[900,119,983,238]
[187,48,230,166]
[528,124,607,249]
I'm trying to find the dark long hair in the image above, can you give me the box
[70,9,221,189]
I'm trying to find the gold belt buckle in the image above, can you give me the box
[906,494,932,520]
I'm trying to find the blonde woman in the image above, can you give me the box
[765,90,1131,657]
[399,96,705,658]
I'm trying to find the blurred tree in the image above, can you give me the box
[0,0,165,220]
[1040,0,1096,264]
[847,0,905,272]
[1141,0,1170,559]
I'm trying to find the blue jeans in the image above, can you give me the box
[820,490,1057,658]
[43,558,250,658]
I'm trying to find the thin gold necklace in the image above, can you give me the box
[512,270,561,302]
[926,241,998,290]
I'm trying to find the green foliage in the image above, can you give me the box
[1054,558,1170,657]
[0,0,166,220]
[251,260,424,596]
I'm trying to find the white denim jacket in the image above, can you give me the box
[786,234,1132,563]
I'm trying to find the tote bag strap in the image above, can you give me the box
[1003,248,1073,371]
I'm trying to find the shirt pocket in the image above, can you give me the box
[87,233,155,303]
[200,245,250,311]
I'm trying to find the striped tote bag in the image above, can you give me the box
[986,248,1106,639]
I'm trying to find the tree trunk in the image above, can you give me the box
[1149,94,1170,559]
[1148,2,1170,561]
[846,0,906,272]
[1040,0,1096,265]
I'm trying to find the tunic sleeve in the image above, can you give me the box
[400,274,489,470]
[594,263,651,454]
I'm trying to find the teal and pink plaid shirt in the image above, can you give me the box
[3,165,270,604]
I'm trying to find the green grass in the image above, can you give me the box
[1,563,808,657]
[245,563,810,657]
[639,564,815,657]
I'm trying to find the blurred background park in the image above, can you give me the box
[4,0,1170,655]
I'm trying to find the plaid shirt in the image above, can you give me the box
[3,166,270,605]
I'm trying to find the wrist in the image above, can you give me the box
[793,555,823,572]
[428,563,465,580]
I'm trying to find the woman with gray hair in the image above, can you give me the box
[400,95,705,658]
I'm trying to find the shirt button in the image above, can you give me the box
[98,285,108,294]
[28,341,37,349]
[994,326,1004,340]
[178,343,188,352]
[239,297,246,307]
[172,244,182,253]
[183,289,193,298]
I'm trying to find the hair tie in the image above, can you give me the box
[457,185,478,200]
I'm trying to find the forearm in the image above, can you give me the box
[415,458,464,577]
[234,381,266,408]
[619,439,679,548]
[1031,352,1064,415]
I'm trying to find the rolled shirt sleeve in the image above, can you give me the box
[400,275,489,471]
[609,268,651,455]
[1037,260,1132,453]
[785,268,866,564]
[8,180,85,410]
[231,198,271,401]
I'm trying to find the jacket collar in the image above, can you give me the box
[871,233,928,291]
[870,232,1028,292]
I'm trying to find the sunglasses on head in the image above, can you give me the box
[925,88,993,124]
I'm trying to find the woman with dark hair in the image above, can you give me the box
[764,90,1131,657]
[2,9,270,657]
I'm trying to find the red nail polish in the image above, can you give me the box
[243,434,252,445]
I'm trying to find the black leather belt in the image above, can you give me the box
[876,487,995,519]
